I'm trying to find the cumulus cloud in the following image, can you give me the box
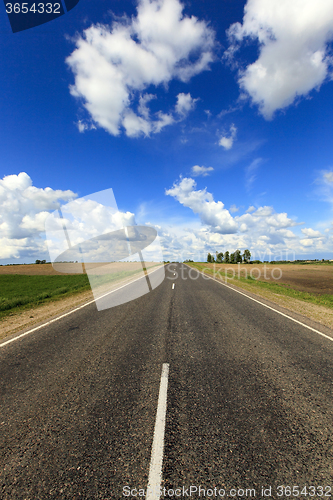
[301,227,323,238]
[226,0,333,119]
[66,0,215,137]
[0,173,138,263]
[161,176,332,260]
[219,124,237,150]
[191,165,214,177]
[0,173,76,260]
[166,177,238,234]
[176,93,198,117]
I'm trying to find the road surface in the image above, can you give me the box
[1,263,333,499]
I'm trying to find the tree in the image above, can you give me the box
[234,249,242,263]
[224,251,230,263]
[207,252,212,263]
[230,252,235,264]
[242,249,251,263]
[216,251,223,263]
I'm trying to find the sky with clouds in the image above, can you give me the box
[0,0,333,263]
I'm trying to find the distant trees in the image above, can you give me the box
[216,251,223,263]
[207,249,252,264]
[242,249,251,263]
[234,249,242,263]
[35,259,46,264]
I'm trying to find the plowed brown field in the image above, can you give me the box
[197,263,333,295]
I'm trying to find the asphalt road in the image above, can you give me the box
[1,263,333,499]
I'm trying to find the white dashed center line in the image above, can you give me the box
[172,283,175,289]
[146,363,170,500]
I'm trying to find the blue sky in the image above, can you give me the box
[1,0,333,263]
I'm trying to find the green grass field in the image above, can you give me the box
[0,274,91,319]
[0,266,158,320]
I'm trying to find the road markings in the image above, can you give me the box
[0,265,165,349]
[147,363,169,500]
[186,265,333,343]
[172,283,175,289]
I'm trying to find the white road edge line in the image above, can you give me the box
[0,265,165,349]
[172,283,175,290]
[147,363,169,500]
[185,265,333,343]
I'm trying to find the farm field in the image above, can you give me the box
[0,261,158,275]
[188,262,333,295]
[0,262,161,320]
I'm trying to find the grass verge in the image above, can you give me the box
[186,263,333,310]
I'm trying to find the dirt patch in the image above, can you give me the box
[200,263,333,295]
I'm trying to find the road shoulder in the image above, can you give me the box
[185,263,333,336]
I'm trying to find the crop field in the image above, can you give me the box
[0,262,161,319]
[186,262,333,309]
[0,274,91,318]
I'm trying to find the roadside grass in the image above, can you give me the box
[186,263,333,310]
[0,267,150,320]
[0,274,91,319]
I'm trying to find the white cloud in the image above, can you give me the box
[191,165,214,177]
[0,173,138,263]
[161,176,333,260]
[219,124,237,150]
[226,0,333,119]
[166,177,238,234]
[66,0,215,137]
[301,227,323,238]
[176,93,198,117]
[0,173,77,260]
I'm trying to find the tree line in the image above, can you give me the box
[207,249,251,264]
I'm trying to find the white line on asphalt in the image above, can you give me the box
[172,283,175,289]
[147,363,169,500]
[186,265,333,343]
[0,265,165,349]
